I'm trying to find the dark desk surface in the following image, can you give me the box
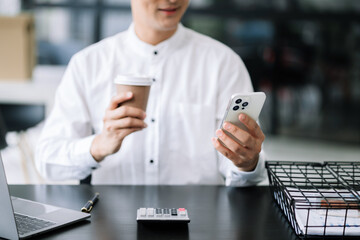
[9,185,299,240]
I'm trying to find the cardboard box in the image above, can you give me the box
[0,14,36,80]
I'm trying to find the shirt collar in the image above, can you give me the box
[125,22,185,58]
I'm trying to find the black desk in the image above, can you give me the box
[9,185,299,240]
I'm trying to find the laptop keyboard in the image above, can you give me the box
[15,213,56,236]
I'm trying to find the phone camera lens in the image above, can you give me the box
[235,99,242,104]
[242,102,248,107]
[233,106,240,111]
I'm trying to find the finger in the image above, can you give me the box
[216,129,249,155]
[239,114,265,140]
[117,127,143,140]
[221,122,256,149]
[116,117,147,129]
[217,124,263,161]
[104,118,147,132]
[211,137,239,161]
[108,92,133,110]
[212,137,259,171]
[107,106,146,121]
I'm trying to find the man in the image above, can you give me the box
[35,0,266,185]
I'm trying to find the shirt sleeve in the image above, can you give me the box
[35,54,100,181]
[221,150,267,186]
[215,47,267,186]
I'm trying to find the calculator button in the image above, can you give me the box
[155,208,162,215]
[139,208,147,217]
[147,208,154,217]
[171,208,177,216]
[178,208,186,216]
[163,208,171,217]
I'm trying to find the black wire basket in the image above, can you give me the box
[266,161,360,239]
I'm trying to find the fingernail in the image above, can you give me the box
[144,123,148,128]
[223,122,231,130]
[240,114,246,121]
[216,129,223,137]
[211,137,216,145]
[126,92,132,97]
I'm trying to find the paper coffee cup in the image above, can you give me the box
[114,75,152,111]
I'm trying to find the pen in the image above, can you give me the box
[81,192,99,213]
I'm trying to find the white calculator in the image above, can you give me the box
[136,208,190,223]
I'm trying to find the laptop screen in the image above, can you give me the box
[0,154,20,240]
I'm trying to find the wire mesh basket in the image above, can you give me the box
[266,161,360,239]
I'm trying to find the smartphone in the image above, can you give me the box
[220,92,266,143]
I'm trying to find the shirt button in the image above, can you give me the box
[152,78,156,82]
[150,159,154,164]
[151,118,155,122]
[154,50,158,55]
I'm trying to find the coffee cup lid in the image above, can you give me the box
[114,74,153,86]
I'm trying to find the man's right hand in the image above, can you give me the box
[90,92,147,162]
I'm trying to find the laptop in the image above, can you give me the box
[0,154,91,239]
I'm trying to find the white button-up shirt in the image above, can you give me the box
[35,23,266,185]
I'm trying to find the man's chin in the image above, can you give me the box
[157,22,179,32]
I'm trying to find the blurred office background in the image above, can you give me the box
[0,0,359,184]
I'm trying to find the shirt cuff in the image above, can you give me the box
[225,151,267,186]
[70,135,100,171]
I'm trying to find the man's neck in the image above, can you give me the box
[134,24,178,46]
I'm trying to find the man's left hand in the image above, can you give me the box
[212,113,265,172]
